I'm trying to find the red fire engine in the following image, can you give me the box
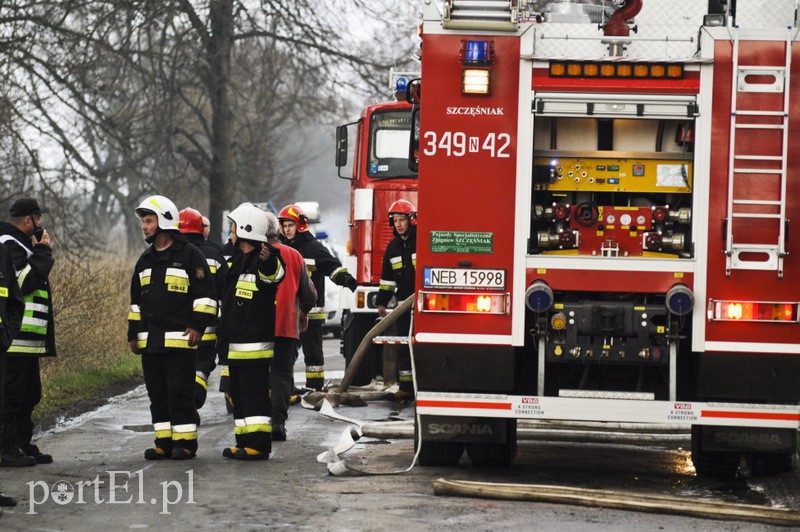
[411,0,800,476]
[336,74,419,384]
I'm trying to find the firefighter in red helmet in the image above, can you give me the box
[178,208,228,410]
[278,204,357,391]
[376,199,417,397]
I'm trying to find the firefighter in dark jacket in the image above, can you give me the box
[278,204,357,390]
[218,203,284,460]
[376,200,417,397]
[128,195,217,460]
[0,223,26,473]
[0,198,56,466]
[178,208,228,409]
[0,239,24,504]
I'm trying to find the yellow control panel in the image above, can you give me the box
[534,156,692,193]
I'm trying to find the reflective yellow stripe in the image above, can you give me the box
[195,374,208,390]
[154,422,171,439]
[17,264,32,286]
[0,287,7,297]
[172,424,197,441]
[259,260,283,283]
[163,331,197,350]
[201,332,217,342]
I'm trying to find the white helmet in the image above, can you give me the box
[227,203,268,243]
[135,195,180,232]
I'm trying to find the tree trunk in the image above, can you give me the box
[207,0,234,243]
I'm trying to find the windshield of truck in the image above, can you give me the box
[367,110,417,179]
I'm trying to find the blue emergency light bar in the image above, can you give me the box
[463,40,492,65]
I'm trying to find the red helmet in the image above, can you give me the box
[278,204,309,233]
[388,199,417,227]
[179,207,204,234]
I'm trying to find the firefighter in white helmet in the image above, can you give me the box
[376,199,417,397]
[128,195,217,460]
[218,203,284,460]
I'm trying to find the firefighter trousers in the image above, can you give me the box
[299,320,324,390]
[141,352,199,454]
[230,363,271,454]
[270,337,296,426]
[1,357,40,451]
[194,345,217,409]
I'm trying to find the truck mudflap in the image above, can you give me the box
[694,425,797,454]
[419,415,509,443]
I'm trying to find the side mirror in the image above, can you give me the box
[409,106,419,173]
[335,125,348,168]
[335,124,354,180]
[406,79,421,104]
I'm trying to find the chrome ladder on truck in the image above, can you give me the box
[724,27,792,279]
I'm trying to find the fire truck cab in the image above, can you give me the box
[336,73,419,384]
[413,0,800,476]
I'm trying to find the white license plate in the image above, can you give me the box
[423,267,506,290]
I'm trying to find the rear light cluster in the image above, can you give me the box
[710,300,798,323]
[418,291,509,315]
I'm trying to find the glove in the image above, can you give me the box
[346,277,358,292]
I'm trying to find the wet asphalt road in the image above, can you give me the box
[0,337,797,530]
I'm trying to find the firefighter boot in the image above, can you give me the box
[272,423,287,442]
[0,491,16,507]
[194,371,209,409]
[144,447,171,460]
[233,447,268,461]
[22,444,53,465]
[0,425,35,467]
[171,448,196,460]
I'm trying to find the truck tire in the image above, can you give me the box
[466,420,517,467]
[341,311,379,386]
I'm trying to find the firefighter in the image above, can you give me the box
[128,195,217,460]
[178,208,228,410]
[0,229,26,481]
[278,204,357,391]
[0,198,56,466]
[376,199,417,397]
[268,212,316,441]
[218,203,284,460]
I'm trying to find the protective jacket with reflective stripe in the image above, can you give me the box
[218,244,285,365]
[185,233,228,347]
[0,242,24,352]
[279,231,356,321]
[0,222,56,357]
[376,225,416,308]
[128,237,217,354]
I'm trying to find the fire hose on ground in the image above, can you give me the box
[311,297,800,526]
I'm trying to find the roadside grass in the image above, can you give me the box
[33,254,143,421]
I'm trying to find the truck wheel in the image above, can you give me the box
[466,420,517,467]
[341,311,379,386]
